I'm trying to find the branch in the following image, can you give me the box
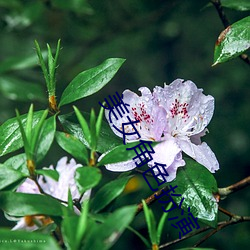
[159,216,250,249]
[211,0,250,66]
[218,206,235,217]
[218,176,250,199]
[193,216,250,247]
[159,224,212,249]
[136,186,168,215]
[138,176,250,247]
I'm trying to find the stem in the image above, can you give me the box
[193,216,250,247]
[211,0,230,27]
[218,206,235,217]
[210,0,250,66]
[136,186,168,215]
[218,176,250,199]
[159,224,213,249]
[159,216,250,249]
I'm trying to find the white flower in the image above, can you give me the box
[12,157,90,231]
[102,79,219,181]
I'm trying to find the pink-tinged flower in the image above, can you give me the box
[11,157,90,231]
[102,79,219,181]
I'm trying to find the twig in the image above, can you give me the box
[218,206,235,217]
[211,0,230,27]
[159,216,250,249]
[136,186,168,215]
[159,224,212,249]
[211,0,250,66]
[218,176,250,199]
[193,216,250,247]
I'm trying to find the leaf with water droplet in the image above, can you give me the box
[169,158,218,227]
[213,16,250,65]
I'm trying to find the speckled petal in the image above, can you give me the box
[153,79,214,136]
[106,88,167,141]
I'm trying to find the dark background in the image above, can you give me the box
[0,0,249,249]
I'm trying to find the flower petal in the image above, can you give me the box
[16,178,40,194]
[38,157,82,201]
[148,137,185,182]
[154,79,214,136]
[106,88,167,141]
[178,139,219,173]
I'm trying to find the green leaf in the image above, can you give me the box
[76,200,89,248]
[97,141,158,166]
[0,76,46,102]
[0,164,27,190]
[169,158,218,227]
[30,110,48,158]
[96,105,104,140]
[142,200,157,245]
[83,205,136,250]
[25,104,34,143]
[35,222,57,234]
[157,203,172,244]
[36,116,56,162]
[35,40,50,90]
[59,58,125,106]
[75,167,102,194]
[4,154,28,175]
[59,112,122,153]
[89,109,97,150]
[0,111,44,157]
[0,228,60,250]
[221,0,250,11]
[36,169,59,181]
[67,188,74,213]
[15,109,30,158]
[56,131,89,165]
[91,176,133,213]
[213,16,250,65]
[0,192,65,216]
[45,40,61,96]
[73,107,91,147]
[97,142,137,166]
[62,201,90,250]
[62,215,80,250]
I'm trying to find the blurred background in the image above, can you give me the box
[0,0,249,249]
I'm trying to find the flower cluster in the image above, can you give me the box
[103,79,219,181]
[11,157,90,231]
